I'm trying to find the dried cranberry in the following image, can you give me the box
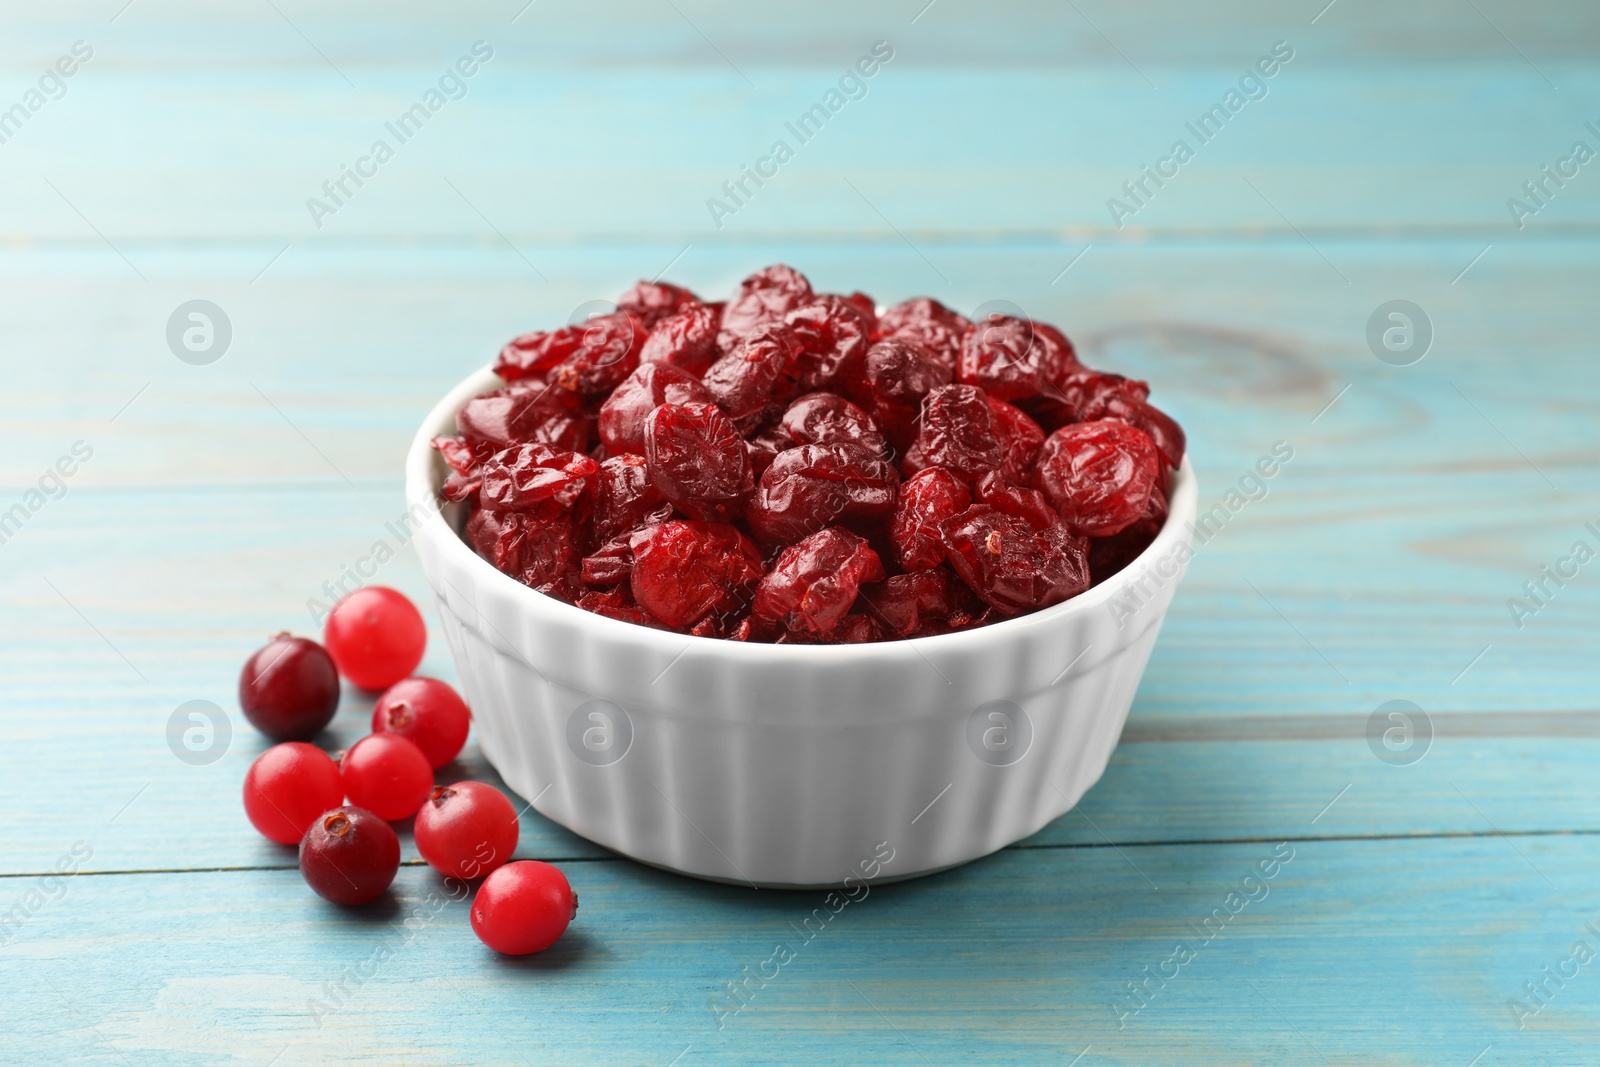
[466,506,582,599]
[776,613,881,644]
[858,568,955,638]
[986,397,1046,484]
[846,339,952,452]
[840,291,878,328]
[957,314,1057,401]
[575,587,663,628]
[496,312,644,392]
[432,434,478,475]
[975,471,1058,530]
[700,324,805,431]
[580,537,633,585]
[779,393,887,455]
[457,382,591,456]
[643,402,754,522]
[890,467,971,572]
[593,454,672,542]
[479,444,599,512]
[940,505,1090,613]
[1100,397,1186,469]
[639,304,722,377]
[1028,369,1149,430]
[1033,420,1161,537]
[628,520,763,629]
[598,362,714,456]
[753,528,885,634]
[720,264,814,338]
[747,443,898,545]
[617,280,700,327]
[875,297,969,367]
[745,428,792,478]
[904,384,1005,484]
[784,295,872,391]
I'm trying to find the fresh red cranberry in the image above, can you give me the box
[340,733,433,821]
[940,505,1090,613]
[372,677,472,769]
[639,304,722,376]
[890,467,971,571]
[720,264,815,338]
[415,781,519,880]
[324,587,428,691]
[242,742,345,845]
[598,362,714,456]
[238,634,340,741]
[629,520,763,628]
[904,384,1005,483]
[617,279,700,327]
[754,527,884,634]
[643,402,753,522]
[471,860,577,955]
[299,806,400,906]
[1033,420,1161,537]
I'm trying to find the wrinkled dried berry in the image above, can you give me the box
[858,568,955,638]
[593,454,673,542]
[904,384,1005,483]
[784,296,872,391]
[496,312,644,396]
[890,467,971,572]
[1099,397,1186,469]
[975,470,1058,530]
[644,402,754,522]
[940,505,1090,614]
[457,382,591,456]
[639,304,722,377]
[780,393,887,455]
[700,325,805,430]
[1033,420,1161,537]
[467,506,582,599]
[617,280,700,327]
[876,298,969,368]
[986,397,1046,485]
[1027,369,1148,432]
[598,362,714,456]
[721,264,814,338]
[957,315,1052,400]
[745,428,791,478]
[629,521,763,628]
[747,443,897,545]
[753,528,885,634]
[846,339,952,452]
[479,444,599,512]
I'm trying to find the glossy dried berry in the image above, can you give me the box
[644,402,754,522]
[1027,369,1148,432]
[629,520,763,628]
[780,393,887,455]
[721,264,815,338]
[747,443,897,545]
[904,384,1005,484]
[598,362,714,456]
[890,467,971,572]
[639,304,722,377]
[1100,396,1186,469]
[940,505,1090,614]
[479,444,599,513]
[875,297,969,368]
[987,397,1046,485]
[496,312,644,399]
[753,527,885,634]
[784,295,872,391]
[975,470,1058,530]
[466,506,582,599]
[456,381,591,456]
[617,279,700,327]
[847,339,952,452]
[592,454,671,542]
[957,314,1052,400]
[858,568,955,638]
[1033,419,1161,537]
[700,324,805,430]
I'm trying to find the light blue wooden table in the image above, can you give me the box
[3,1,1598,1062]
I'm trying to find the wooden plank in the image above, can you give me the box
[2,836,1594,1065]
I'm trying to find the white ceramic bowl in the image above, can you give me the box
[406,367,1196,888]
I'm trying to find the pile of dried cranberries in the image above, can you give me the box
[433,265,1185,642]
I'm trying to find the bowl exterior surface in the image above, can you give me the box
[408,368,1195,888]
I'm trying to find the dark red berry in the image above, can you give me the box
[747,443,897,546]
[847,339,952,452]
[780,392,887,455]
[720,264,815,338]
[323,586,427,691]
[415,781,519,880]
[975,470,1058,530]
[495,312,644,399]
[753,527,885,634]
[987,397,1046,484]
[372,677,472,769]
[904,384,1005,484]
[784,295,873,391]
[479,444,599,513]
[466,506,582,599]
[643,402,754,522]
[639,304,722,377]
[242,743,344,845]
[592,454,672,542]
[629,520,763,628]
[940,505,1090,614]
[617,279,700,327]
[471,860,577,955]
[957,314,1050,400]
[238,634,340,742]
[1100,397,1186,469]
[858,568,956,638]
[598,362,714,456]
[1033,420,1162,537]
[340,733,433,821]
[299,806,400,906]
[456,381,591,456]
[700,324,805,431]
[889,467,971,572]
[875,297,969,367]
